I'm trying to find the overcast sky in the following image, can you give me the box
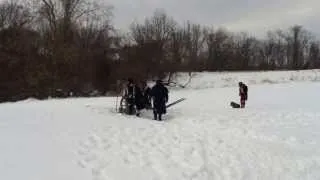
[106,0,320,37]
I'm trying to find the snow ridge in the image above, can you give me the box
[174,70,320,90]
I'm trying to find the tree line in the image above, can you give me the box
[1,0,319,102]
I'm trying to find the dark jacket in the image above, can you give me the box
[143,86,151,98]
[150,83,168,114]
[123,84,135,104]
[143,86,152,107]
[134,85,145,110]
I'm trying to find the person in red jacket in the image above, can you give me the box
[239,82,248,108]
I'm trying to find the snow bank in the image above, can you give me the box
[173,69,320,89]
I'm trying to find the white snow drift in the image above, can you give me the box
[174,69,320,89]
[0,70,320,180]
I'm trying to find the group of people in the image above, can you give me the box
[121,78,248,121]
[122,79,168,121]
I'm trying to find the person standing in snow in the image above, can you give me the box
[134,82,145,117]
[142,81,152,109]
[150,80,168,121]
[239,82,248,108]
[122,78,136,115]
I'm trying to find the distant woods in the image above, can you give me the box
[0,0,320,102]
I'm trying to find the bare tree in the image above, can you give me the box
[203,27,234,70]
[277,25,312,69]
[308,41,320,68]
[129,10,177,79]
[0,0,34,29]
[183,21,205,70]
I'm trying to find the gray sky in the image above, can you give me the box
[106,0,320,37]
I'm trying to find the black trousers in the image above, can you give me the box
[126,98,135,115]
[153,101,166,120]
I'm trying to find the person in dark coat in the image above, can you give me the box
[134,82,145,117]
[239,82,248,108]
[122,78,136,115]
[142,81,152,109]
[150,80,168,121]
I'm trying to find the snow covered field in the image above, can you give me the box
[1,70,320,180]
[174,69,320,89]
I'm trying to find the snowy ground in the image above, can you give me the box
[174,69,320,89]
[1,71,320,180]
